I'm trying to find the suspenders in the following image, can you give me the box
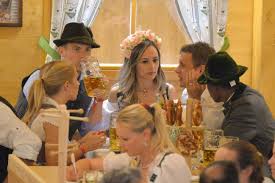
[149,152,173,182]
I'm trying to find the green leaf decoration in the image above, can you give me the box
[220,36,230,52]
[38,36,61,60]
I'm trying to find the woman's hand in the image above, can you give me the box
[66,157,104,181]
[66,158,91,181]
[79,131,106,152]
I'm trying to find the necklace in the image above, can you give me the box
[142,89,149,97]
[140,163,151,170]
[139,153,156,170]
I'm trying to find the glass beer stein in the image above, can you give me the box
[109,112,121,153]
[219,136,239,146]
[81,56,106,97]
[203,129,224,166]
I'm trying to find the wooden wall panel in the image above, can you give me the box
[136,0,189,65]
[91,0,130,63]
[226,0,253,85]
[259,0,275,114]
[0,0,46,104]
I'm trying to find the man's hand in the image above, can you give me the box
[186,70,205,100]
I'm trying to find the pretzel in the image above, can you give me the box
[192,100,202,126]
[176,130,200,156]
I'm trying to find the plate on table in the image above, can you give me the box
[85,148,110,159]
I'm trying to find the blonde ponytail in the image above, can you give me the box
[22,61,75,125]
[23,79,45,125]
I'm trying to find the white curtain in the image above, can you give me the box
[169,0,228,51]
[46,0,102,62]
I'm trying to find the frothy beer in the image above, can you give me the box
[203,148,216,166]
[83,76,105,97]
[109,127,120,153]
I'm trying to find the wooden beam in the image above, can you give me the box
[252,0,263,89]
[42,0,52,59]
[130,0,137,34]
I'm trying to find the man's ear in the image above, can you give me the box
[199,65,205,73]
[194,65,205,78]
[57,46,64,57]
[241,165,254,178]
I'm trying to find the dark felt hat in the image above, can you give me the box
[198,51,247,85]
[53,22,100,48]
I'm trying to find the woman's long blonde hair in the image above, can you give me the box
[22,61,75,125]
[117,103,177,153]
[117,40,167,107]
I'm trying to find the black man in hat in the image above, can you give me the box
[198,51,275,178]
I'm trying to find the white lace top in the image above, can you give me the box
[30,97,67,141]
[103,151,192,183]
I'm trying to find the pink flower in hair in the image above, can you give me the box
[120,30,162,59]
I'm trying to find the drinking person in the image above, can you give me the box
[67,103,192,183]
[15,22,104,139]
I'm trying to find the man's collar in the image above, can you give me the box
[223,83,247,109]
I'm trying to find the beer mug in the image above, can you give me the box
[219,136,239,146]
[81,56,106,97]
[203,129,224,166]
[109,112,121,153]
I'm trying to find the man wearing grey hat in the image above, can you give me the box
[198,51,275,177]
[15,22,103,140]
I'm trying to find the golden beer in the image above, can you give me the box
[83,76,105,97]
[109,127,120,152]
[203,148,216,166]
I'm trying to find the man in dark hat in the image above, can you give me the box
[15,22,103,139]
[198,51,275,177]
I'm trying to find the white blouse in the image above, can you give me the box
[103,152,192,183]
[0,102,41,161]
[30,97,67,141]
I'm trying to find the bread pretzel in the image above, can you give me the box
[192,100,202,126]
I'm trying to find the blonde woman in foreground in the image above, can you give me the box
[67,103,191,183]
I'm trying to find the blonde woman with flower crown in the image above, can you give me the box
[101,30,177,128]
[67,103,191,183]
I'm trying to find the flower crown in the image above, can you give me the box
[120,30,162,59]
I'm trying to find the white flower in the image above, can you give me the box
[120,30,162,59]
